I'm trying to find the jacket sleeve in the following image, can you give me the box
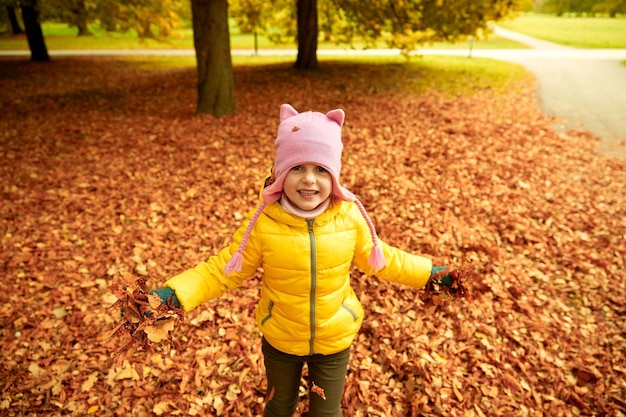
[351,206,432,288]
[163,207,263,312]
[374,240,433,289]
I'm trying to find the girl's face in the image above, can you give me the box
[283,164,333,211]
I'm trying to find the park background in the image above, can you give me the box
[1,1,626,416]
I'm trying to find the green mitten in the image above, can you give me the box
[429,266,456,292]
[149,287,181,308]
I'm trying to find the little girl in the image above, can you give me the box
[155,103,451,417]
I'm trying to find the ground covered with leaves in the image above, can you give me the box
[1,56,625,417]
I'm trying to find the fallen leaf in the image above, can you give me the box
[144,319,175,343]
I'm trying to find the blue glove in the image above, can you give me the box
[149,287,181,308]
[430,266,454,289]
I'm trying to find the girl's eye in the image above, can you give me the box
[290,165,327,173]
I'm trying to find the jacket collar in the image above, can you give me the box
[263,199,343,227]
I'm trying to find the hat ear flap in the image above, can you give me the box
[326,109,345,127]
[280,103,299,122]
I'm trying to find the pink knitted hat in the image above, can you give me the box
[223,103,386,274]
[262,103,355,204]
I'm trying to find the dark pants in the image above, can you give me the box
[262,338,350,417]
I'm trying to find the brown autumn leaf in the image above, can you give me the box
[0,57,624,416]
[104,273,184,359]
[311,381,327,400]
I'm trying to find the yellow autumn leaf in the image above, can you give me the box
[121,272,137,288]
[144,319,175,343]
[114,366,139,381]
[148,292,163,309]
[81,372,99,392]
[28,363,45,378]
[213,396,225,415]
[153,401,170,415]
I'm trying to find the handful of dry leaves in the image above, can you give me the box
[103,272,184,361]
[421,261,474,306]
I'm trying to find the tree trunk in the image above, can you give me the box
[20,0,50,62]
[71,0,92,36]
[191,0,236,117]
[76,24,90,36]
[7,6,24,34]
[295,0,318,70]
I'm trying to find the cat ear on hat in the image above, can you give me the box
[280,103,344,127]
[326,108,345,127]
[280,103,299,122]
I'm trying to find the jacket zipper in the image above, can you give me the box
[261,300,274,326]
[307,219,317,355]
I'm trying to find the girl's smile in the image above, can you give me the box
[283,164,333,211]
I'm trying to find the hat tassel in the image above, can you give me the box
[223,202,267,275]
[369,243,386,271]
[223,250,243,275]
[355,199,387,271]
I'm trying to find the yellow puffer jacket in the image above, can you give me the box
[164,200,432,356]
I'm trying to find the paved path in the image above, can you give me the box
[409,27,626,160]
[3,29,626,159]
[466,26,626,160]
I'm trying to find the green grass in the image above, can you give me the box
[3,14,625,51]
[0,22,194,50]
[499,13,626,48]
[121,55,533,108]
[119,53,531,99]
[0,21,523,51]
[125,54,300,70]
[361,55,532,96]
